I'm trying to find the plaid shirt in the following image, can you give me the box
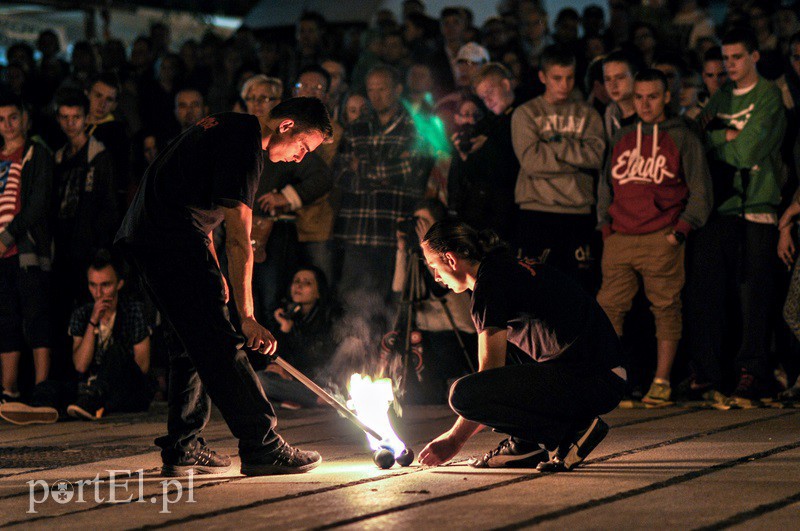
[333,106,434,247]
[68,297,152,372]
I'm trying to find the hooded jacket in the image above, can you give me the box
[0,137,54,269]
[511,95,605,215]
[597,117,713,236]
[54,136,118,265]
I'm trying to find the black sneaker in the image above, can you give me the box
[67,382,105,421]
[240,437,322,476]
[161,439,232,477]
[537,417,609,472]
[1,390,20,404]
[469,438,548,469]
[731,369,768,408]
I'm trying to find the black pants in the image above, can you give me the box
[449,362,625,451]
[515,210,598,294]
[124,241,280,456]
[0,257,52,352]
[684,216,778,386]
[92,341,153,413]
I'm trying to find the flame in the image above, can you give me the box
[346,373,406,456]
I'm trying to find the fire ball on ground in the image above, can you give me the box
[372,443,415,469]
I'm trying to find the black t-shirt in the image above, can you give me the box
[471,251,621,370]
[116,113,263,248]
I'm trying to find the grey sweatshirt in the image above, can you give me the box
[511,96,605,214]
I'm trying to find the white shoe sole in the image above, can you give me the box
[0,402,58,425]
[66,404,103,420]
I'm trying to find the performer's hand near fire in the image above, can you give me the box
[417,317,508,465]
[223,203,278,357]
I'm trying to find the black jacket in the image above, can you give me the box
[53,136,118,265]
[0,137,54,269]
[448,106,519,241]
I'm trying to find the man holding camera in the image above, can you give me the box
[448,63,520,242]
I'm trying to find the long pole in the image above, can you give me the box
[272,356,384,441]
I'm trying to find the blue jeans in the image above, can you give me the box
[125,241,280,456]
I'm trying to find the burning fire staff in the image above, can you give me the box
[418,221,626,470]
[115,98,332,476]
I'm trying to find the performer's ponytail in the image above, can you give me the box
[422,220,508,262]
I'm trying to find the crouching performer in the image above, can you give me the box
[418,221,626,471]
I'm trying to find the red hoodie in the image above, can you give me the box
[598,118,711,236]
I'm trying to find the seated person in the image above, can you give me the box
[392,198,477,403]
[259,266,340,409]
[66,250,153,420]
[1,249,153,425]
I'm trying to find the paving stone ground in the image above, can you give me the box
[1,403,799,529]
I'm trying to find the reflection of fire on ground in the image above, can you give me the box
[347,373,406,456]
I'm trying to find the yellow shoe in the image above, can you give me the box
[641,378,673,407]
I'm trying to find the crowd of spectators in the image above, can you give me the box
[1,0,800,420]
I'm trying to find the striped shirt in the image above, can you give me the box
[0,146,23,258]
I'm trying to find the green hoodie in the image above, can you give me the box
[703,77,786,216]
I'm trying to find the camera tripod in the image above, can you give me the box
[385,246,476,393]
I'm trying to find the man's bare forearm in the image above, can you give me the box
[208,234,221,269]
[225,235,255,320]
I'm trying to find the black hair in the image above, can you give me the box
[6,42,35,67]
[440,7,465,20]
[405,12,439,40]
[87,248,124,279]
[0,91,26,113]
[366,63,403,87]
[297,64,332,92]
[583,5,604,19]
[602,49,640,75]
[269,97,333,140]
[634,68,669,92]
[88,71,121,95]
[631,21,657,40]
[133,35,153,50]
[721,27,759,53]
[422,220,507,263]
[703,46,723,64]
[55,89,90,115]
[556,8,580,24]
[176,86,206,102]
[299,10,326,28]
[652,51,686,71]
[541,45,576,71]
[789,31,800,49]
[413,198,448,222]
